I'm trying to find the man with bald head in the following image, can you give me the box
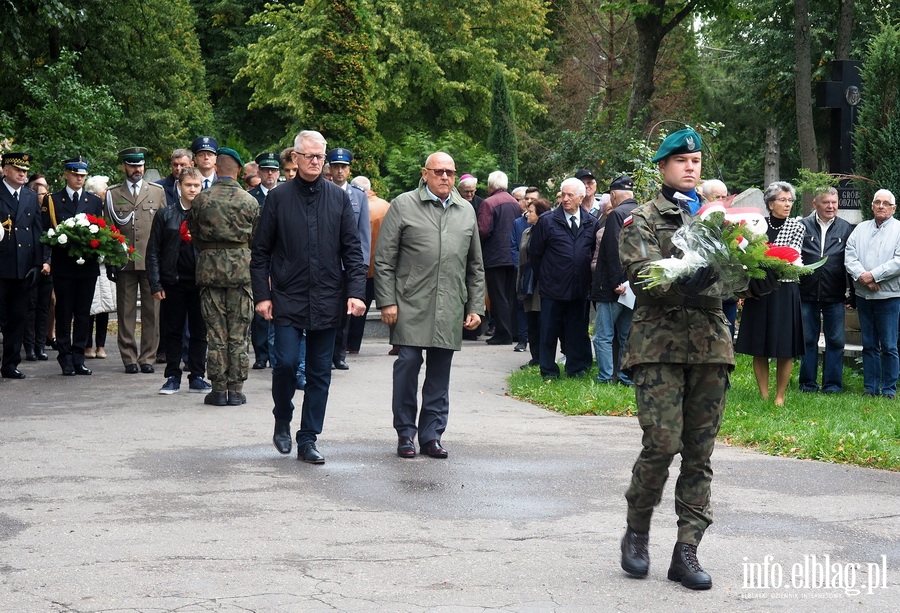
[375,151,485,459]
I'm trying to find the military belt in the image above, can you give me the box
[639,295,722,309]
[196,240,249,250]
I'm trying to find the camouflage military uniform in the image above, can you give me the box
[619,192,735,546]
[189,177,259,394]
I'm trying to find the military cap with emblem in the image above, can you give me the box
[63,156,89,175]
[326,148,353,165]
[216,147,244,167]
[191,136,219,154]
[651,128,703,163]
[609,175,634,191]
[119,147,148,165]
[255,151,280,169]
[1,152,33,170]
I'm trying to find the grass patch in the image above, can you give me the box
[508,355,900,471]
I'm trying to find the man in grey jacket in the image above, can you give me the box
[374,152,485,459]
[845,189,900,398]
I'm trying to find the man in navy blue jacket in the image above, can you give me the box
[528,177,598,379]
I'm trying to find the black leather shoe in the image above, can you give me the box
[36,347,48,361]
[421,439,448,458]
[1,367,26,379]
[621,527,650,578]
[155,353,167,364]
[397,436,416,458]
[297,442,325,464]
[204,391,228,406]
[61,365,76,376]
[252,360,267,370]
[332,359,349,370]
[273,422,292,455]
[74,364,92,376]
[25,349,37,361]
[227,391,247,406]
[485,336,512,345]
[667,542,712,590]
[125,364,139,374]
[140,363,155,374]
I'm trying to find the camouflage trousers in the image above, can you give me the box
[199,285,253,393]
[625,362,730,545]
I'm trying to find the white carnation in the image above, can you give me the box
[47,228,56,238]
[58,233,68,244]
[76,257,85,265]
[64,218,76,227]
[89,224,99,233]
[77,217,90,227]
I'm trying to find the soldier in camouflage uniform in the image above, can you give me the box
[617,129,775,590]
[189,148,259,407]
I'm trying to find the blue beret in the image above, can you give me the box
[651,128,703,163]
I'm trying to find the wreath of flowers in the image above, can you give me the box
[41,213,135,268]
[639,203,826,292]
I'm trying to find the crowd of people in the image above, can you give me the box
[2,127,898,593]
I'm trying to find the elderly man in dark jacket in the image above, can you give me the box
[798,187,853,393]
[251,130,367,464]
[528,176,599,379]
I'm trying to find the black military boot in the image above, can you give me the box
[667,542,712,590]
[620,527,650,577]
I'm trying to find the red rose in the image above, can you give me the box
[117,235,126,243]
[90,239,100,248]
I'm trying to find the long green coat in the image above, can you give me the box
[374,179,485,350]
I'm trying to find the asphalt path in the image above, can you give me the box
[1,337,898,612]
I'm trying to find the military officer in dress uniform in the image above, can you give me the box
[0,152,45,379]
[248,151,280,370]
[106,147,167,374]
[325,147,370,370]
[43,157,105,376]
[191,136,219,190]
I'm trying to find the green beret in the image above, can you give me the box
[217,147,243,167]
[651,128,703,163]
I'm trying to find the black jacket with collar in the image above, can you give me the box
[41,188,103,279]
[0,184,43,279]
[146,202,200,294]
[798,213,854,303]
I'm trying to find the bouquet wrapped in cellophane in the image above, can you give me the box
[638,200,825,296]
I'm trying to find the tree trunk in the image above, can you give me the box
[794,0,819,177]
[836,0,854,60]
[764,126,780,187]
[626,11,663,131]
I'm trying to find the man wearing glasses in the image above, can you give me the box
[251,130,367,464]
[374,152,485,459]
[845,189,900,398]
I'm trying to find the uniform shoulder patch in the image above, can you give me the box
[623,215,633,227]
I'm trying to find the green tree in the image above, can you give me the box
[241,0,384,179]
[16,51,123,180]
[487,68,519,181]
[854,20,900,219]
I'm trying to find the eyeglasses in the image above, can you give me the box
[773,197,795,204]
[425,168,456,177]
[294,151,325,162]
[873,201,896,208]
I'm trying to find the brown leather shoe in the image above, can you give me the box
[421,439,448,459]
[397,436,416,458]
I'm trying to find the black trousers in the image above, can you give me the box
[346,277,374,352]
[539,297,592,378]
[160,280,207,380]
[24,274,53,349]
[485,266,517,342]
[392,346,454,444]
[53,275,96,366]
[0,277,30,369]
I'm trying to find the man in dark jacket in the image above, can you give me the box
[798,187,853,393]
[43,157,104,377]
[478,170,521,345]
[0,152,44,379]
[528,176,599,378]
[156,149,193,207]
[247,151,281,370]
[251,130,367,464]
[590,175,638,385]
[147,167,211,395]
